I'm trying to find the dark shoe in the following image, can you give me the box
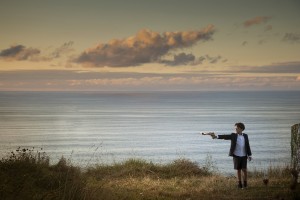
[238,181,243,189]
[243,181,247,188]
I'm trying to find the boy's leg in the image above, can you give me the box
[242,168,247,187]
[234,156,243,188]
[237,169,242,181]
[242,168,247,181]
[241,156,248,188]
[237,169,242,188]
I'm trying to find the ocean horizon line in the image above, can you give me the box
[1,89,300,93]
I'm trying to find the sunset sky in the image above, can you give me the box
[0,0,300,91]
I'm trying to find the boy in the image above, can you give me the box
[210,122,252,188]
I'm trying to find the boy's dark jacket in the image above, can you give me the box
[218,133,252,157]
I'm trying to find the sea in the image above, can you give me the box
[0,91,299,175]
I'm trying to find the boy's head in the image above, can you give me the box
[235,122,245,131]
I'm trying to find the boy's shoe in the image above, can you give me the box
[243,181,247,188]
[238,182,243,189]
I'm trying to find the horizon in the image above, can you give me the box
[1,89,300,92]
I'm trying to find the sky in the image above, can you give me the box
[0,0,300,91]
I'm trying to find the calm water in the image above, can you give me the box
[0,91,299,174]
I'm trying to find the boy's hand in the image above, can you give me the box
[248,156,252,161]
[210,132,217,139]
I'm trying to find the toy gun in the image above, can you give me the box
[201,132,214,135]
[201,132,217,139]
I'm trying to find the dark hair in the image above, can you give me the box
[235,122,245,131]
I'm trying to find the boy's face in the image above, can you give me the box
[235,125,243,134]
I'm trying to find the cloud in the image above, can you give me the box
[241,41,248,46]
[159,53,225,66]
[160,53,196,66]
[243,16,271,27]
[228,61,300,73]
[0,42,75,62]
[50,41,74,59]
[65,76,300,91]
[282,33,300,43]
[258,61,300,73]
[1,68,300,91]
[196,55,224,64]
[258,39,267,45]
[74,25,215,67]
[204,55,222,64]
[0,45,40,61]
[264,25,272,31]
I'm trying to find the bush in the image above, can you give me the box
[86,158,212,180]
[0,148,85,200]
[162,158,212,178]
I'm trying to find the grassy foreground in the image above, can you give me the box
[0,148,299,200]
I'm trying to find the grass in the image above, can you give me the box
[0,148,299,200]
